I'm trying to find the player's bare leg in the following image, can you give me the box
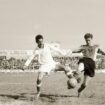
[78,75,91,97]
[56,63,73,78]
[74,62,84,83]
[76,62,84,97]
[36,72,44,99]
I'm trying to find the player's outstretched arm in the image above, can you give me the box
[25,54,35,67]
[97,48,105,55]
[72,48,82,53]
[72,45,83,53]
[21,54,34,71]
[72,50,81,53]
[48,44,72,56]
[21,48,37,70]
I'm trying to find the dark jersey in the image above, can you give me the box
[80,45,99,61]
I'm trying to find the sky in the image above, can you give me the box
[0,0,105,50]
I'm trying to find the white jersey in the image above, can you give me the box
[37,43,55,64]
[25,43,65,66]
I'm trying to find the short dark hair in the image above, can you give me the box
[35,34,43,43]
[84,33,93,39]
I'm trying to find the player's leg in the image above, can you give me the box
[65,66,74,79]
[36,64,53,99]
[55,62,73,78]
[69,62,84,84]
[75,62,84,83]
[73,70,82,83]
[36,72,45,99]
[78,62,84,72]
[78,75,91,97]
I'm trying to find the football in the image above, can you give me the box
[67,77,77,89]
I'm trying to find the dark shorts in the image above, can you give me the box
[78,57,96,77]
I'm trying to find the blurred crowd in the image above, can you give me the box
[0,55,105,70]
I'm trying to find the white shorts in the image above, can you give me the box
[38,62,61,74]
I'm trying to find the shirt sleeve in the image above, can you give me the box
[72,45,83,53]
[47,43,71,56]
[25,48,38,66]
[97,47,105,55]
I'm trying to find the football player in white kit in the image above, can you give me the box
[73,33,105,97]
[23,34,72,99]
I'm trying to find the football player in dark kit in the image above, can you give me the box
[73,33,105,97]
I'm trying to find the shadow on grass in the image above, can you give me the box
[0,93,34,101]
[0,93,77,103]
[39,93,78,103]
[41,93,77,98]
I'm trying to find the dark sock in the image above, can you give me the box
[78,84,86,93]
[36,79,41,93]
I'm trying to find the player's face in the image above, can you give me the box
[37,38,44,48]
[85,37,92,46]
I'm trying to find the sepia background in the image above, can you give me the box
[0,0,105,50]
[0,0,105,105]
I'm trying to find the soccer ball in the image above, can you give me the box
[67,77,77,89]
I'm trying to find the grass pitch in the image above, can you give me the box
[0,71,105,105]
